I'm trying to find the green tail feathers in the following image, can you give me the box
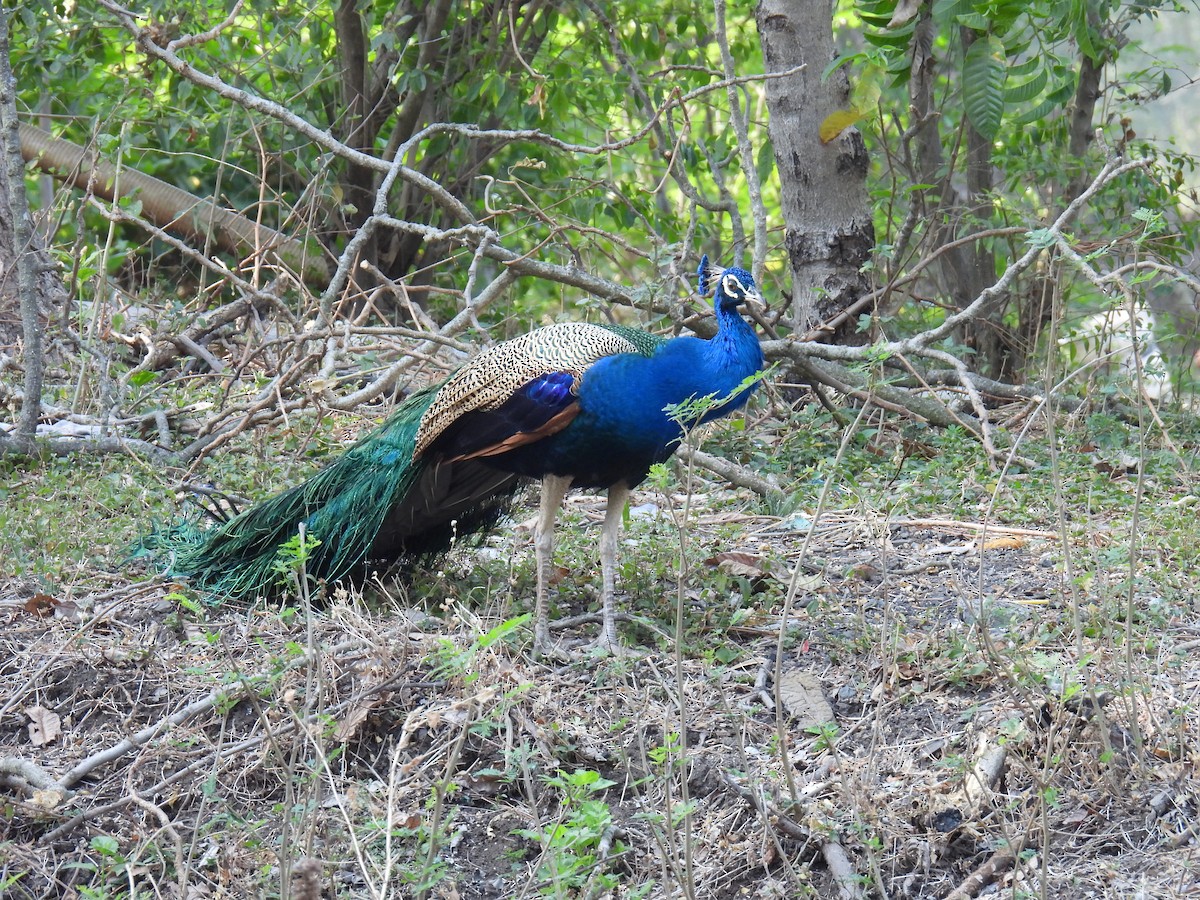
[137,387,476,601]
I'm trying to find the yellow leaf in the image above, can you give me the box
[819,109,863,144]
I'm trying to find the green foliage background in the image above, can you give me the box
[10,0,1200,376]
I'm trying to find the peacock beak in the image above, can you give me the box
[741,287,764,310]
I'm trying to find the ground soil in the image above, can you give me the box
[2,482,1198,899]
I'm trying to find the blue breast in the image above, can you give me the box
[490,309,762,489]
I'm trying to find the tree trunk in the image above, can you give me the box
[0,10,58,445]
[755,0,874,339]
[909,17,1006,378]
[957,32,1004,377]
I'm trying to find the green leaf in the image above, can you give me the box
[477,614,530,649]
[1007,56,1041,80]
[90,835,121,857]
[822,55,855,80]
[1004,66,1047,104]
[1072,0,1099,62]
[1009,95,1051,127]
[863,30,916,48]
[756,139,775,184]
[963,36,1007,140]
[955,12,991,30]
[1045,76,1076,106]
[1025,228,1056,249]
[931,0,973,22]
[858,12,898,27]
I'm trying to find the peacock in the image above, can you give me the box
[145,257,765,655]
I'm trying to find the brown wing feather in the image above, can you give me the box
[443,405,581,462]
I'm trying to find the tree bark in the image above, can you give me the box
[957,29,1004,377]
[755,0,874,339]
[0,10,54,446]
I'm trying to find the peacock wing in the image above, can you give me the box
[413,322,648,457]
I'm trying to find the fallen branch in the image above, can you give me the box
[55,680,260,790]
[1166,818,1200,850]
[714,769,864,898]
[19,123,331,285]
[0,758,64,797]
[944,845,1019,900]
[821,840,865,900]
[55,635,373,790]
[891,519,1059,539]
[0,433,178,464]
[33,637,402,846]
[938,735,1007,821]
[678,445,784,503]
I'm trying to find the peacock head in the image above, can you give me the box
[697,255,762,312]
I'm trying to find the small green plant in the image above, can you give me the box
[59,834,131,898]
[271,529,322,593]
[427,613,530,681]
[806,720,840,754]
[165,589,203,617]
[647,731,684,770]
[394,785,460,895]
[515,768,622,897]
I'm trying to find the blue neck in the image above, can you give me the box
[488,289,763,489]
[694,296,764,421]
[579,294,763,437]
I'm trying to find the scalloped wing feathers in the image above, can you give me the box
[413,323,644,456]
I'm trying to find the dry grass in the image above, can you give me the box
[3,468,1199,898]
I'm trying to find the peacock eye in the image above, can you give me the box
[722,274,743,299]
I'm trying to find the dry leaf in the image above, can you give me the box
[30,788,68,811]
[845,563,882,582]
[334,700,378,743]
[888,0,923,27]
[776,669,834,728]
[790,572,826,592]
[900,437,938,459]
[26,705,62,746]
[23,593,58,617]
[708,551,769,580]
[1094,452,1140,477]
[1062,806,1091,826]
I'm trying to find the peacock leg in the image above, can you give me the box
[532,473,572,657]
[589,480,631,654]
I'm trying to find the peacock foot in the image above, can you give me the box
[531,619,575,662]
[531,638,576,663]
[580,630,640,658]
